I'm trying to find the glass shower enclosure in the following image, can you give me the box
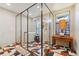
[15,3,54,56]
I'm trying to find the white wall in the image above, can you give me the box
[0,8,16,47]
[75,4,79,55]
[51,3,74,11]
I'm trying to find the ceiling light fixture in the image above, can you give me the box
[6,3,11,6]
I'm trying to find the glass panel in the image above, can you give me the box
[43,4,54,56]
[21,11,27,48]
[16,15,21,44]
[28,3,41,56]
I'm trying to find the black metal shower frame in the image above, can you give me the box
[15,3,54,56]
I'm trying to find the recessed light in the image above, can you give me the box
[29,13,31,16]
[37,6,39,8]
[6,3,11,6]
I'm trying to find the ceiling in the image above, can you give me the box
[0,3,33,13]
[0,3,74,17]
